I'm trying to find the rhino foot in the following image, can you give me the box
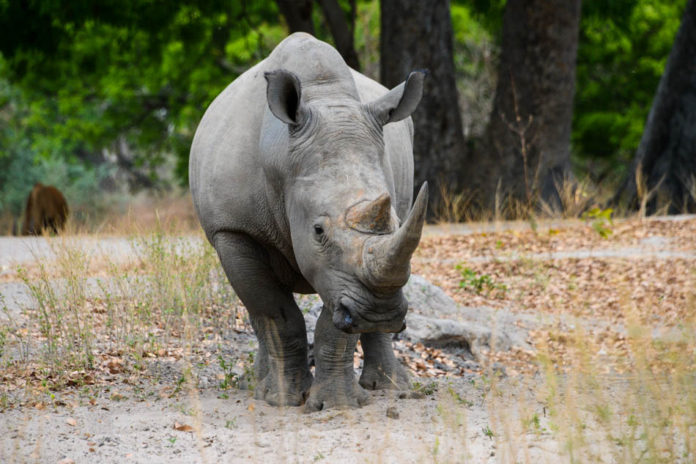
[254,367,313,407]
[304,377,370,412]
[359,362,410,391]
[359,332,410,391]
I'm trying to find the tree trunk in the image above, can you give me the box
[275,0,315,35]
[468,0,581,214]
[317,0,360,70]
[380,0,467,217]
[275,0,361,71]
[614,0,696,214]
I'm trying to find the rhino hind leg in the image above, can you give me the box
[304,305,370,412]
[213,232,312,407]
[359,333,410,391]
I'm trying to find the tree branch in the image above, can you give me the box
[275,0,315,34]
[317,0,361,70]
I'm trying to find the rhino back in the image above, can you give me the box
[190,32,415,245]
[266,33,359,102]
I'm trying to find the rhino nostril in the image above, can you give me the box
[332,304,353,330]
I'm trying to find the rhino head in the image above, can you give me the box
[264,69,427,334]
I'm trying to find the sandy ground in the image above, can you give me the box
[0,230,564,464]
[1,375,567,464]
[1,216,694,463]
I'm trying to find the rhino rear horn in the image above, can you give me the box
[367,70,426,125]
[265,69,308,126]
[346,193,395,234]
[363,182,428,288]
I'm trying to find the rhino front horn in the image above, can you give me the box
[363,182,428,288]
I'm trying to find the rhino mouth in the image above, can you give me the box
[331,295,407,334]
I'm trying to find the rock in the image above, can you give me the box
[300,275,534,362]
[491,362,507,377]
[403,275,535,357]
[385,406,399,419]
[403,274,459,317]
[302,303,323,347]
[404,313,512,359]
[303,303,323,366]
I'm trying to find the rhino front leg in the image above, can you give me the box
[214,232,312,407]
[359,333,410,390]
[305,305,370,412]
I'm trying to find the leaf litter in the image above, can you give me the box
[0,216,694,406]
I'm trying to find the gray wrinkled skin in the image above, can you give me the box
[190,33,427,411]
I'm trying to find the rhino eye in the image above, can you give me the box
[313,225,324,236]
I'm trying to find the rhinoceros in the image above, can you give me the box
[189,33,427,411]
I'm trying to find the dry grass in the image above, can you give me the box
[414,216,696,462]
[432,172,626,225]
[0,211,19,236]
[433,183,478,224]
[1,214,695,462]
[1,191,200,238]
[94,192,200,235]
[0,222,243,397]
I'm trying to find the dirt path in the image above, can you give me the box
[0,236,135,269]
[2,214,692,269]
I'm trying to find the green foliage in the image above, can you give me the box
[456,0,506,35]
[412,380,438,396]
[0,0,690,200]
[456,265,507,296]
[573,0,688,179]
[450,3,498,137]
[0,79,113,223]
[218,354,238,390]
[450,5,494,51]
[217,351,255,392]
[0,325,6,359]
[582,206,614,238]
[0,1,285,190]
[224,418,237,429]
[353,1,380,78]
[447,385,473,407]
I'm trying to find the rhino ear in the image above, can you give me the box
[367,70,425,125]
[264,69,307,126]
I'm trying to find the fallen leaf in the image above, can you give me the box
[65,418,77,427]
[103,358,124,374]
[247,403,255,412]
[110,392,126,401]
[173,421,194,432]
